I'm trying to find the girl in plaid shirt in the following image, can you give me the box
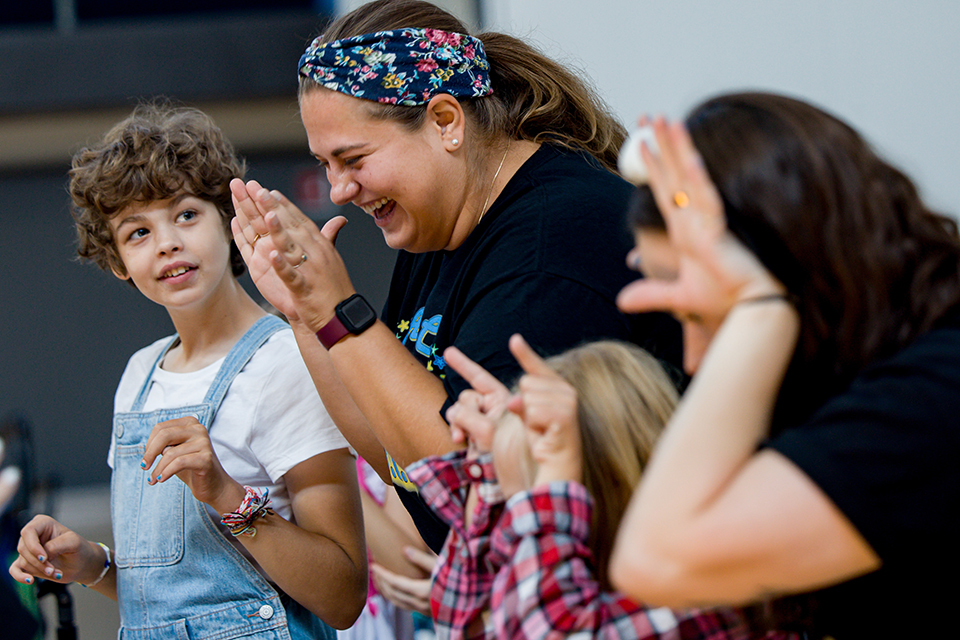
[405,337,784,639]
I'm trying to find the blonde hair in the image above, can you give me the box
[545,341,678,590]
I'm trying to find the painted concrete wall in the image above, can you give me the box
[483,0,960,214]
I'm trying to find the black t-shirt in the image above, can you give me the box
[382,144,682,551]
[767,310,960,638]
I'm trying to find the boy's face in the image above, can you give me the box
[108,195,234,311]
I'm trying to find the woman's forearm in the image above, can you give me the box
[290,320,390,480]
[291,316,454,471]
[326,320,456,468]
[611,300,800,600]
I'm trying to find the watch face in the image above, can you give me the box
[339,295,377,331]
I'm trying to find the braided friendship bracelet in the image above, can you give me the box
[221,486,274,538]
[81,542,112,588]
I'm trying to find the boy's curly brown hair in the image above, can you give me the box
[69,101,247,279]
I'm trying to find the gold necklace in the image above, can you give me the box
[478,147,509,226]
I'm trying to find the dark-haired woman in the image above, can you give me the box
[610,93,960,639]
[231,0,679,553]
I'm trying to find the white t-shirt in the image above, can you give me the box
[109,326,350,520]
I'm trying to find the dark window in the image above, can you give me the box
[75,0,321,21]
[1,2,55,26]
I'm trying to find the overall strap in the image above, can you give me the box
[129,336,181,412]
[201,315,287,414]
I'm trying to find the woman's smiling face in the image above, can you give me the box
[300,88,466,253]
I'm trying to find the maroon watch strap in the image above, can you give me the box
[316,315,350,349]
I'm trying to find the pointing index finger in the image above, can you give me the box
[508,334,555,377]
[443,346,506,395]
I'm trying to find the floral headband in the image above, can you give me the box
[298,27,493,106]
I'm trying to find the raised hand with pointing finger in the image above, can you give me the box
[506,334,582,487]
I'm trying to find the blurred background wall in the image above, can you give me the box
[0,0,957,636]
[485,0,960,214]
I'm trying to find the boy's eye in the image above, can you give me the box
[177,209,197,222]
[128,228,149,241]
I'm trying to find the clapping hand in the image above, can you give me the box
[231,178,354,331]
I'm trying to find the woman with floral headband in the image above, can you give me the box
[231,0,680,552]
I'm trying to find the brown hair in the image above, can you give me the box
[629,92,960,408]
[300,0,626,172]
[69,101,247,280]
[545,341,678,590]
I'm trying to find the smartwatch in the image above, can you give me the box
[316,293,377,349]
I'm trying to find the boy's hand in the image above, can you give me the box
[9,515,102,586]
[142,417,244,513]
[443,346,511,452]
[507,334,583,486]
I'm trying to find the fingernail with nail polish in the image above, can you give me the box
[55,571,63,580]
[38,555,45,563]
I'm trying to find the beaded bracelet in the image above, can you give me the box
[81,542,112,588]
[220,486,274,537]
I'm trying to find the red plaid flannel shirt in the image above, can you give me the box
[408,455,797,640]
[407,450,505,640]
[487,481,797,640]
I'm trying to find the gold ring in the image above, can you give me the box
[673,191,690,208]
[293,253,308,269]
[251,232,269,248]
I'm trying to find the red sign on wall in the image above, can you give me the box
[293,166,334,219]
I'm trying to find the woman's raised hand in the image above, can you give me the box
[616,117,784,323]
[230,178,355,331]
[142,417,243,513]
[506,334,582,486]
[9,515,104,586]
[443,346,511,452]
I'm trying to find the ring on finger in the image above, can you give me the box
[293,253,308,269]
[251,232,269,248]
[673,191,690,208]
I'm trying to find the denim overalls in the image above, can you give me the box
[111,315,335,640]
